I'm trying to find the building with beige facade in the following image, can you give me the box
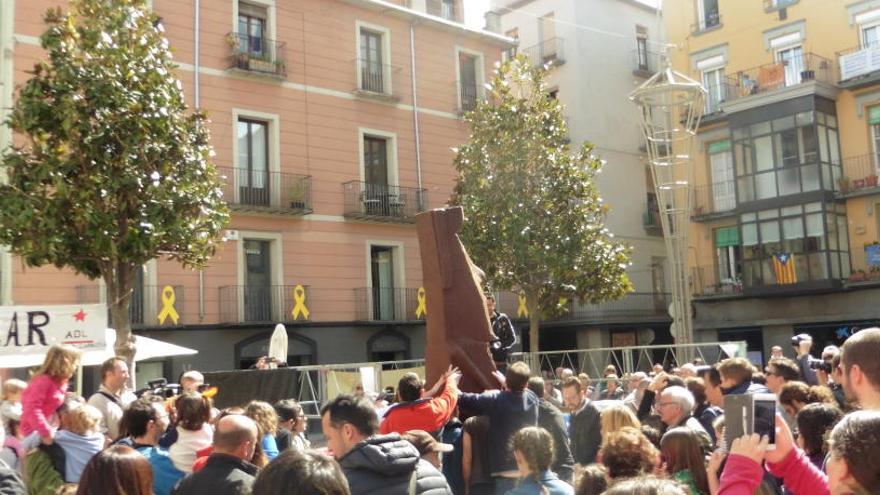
[0,0,514,386]
[665,0,880,363]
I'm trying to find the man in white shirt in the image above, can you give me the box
[87,357,137,440]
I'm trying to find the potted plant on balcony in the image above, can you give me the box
[866,174,878,187]
[289,180,307,210]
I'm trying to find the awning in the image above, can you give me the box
[715,226,740,247]
[0,329,197,369]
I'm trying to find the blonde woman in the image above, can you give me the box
[21,345,81,446]
[54,404,104,482]
[600,404,641,440]
[245,400,280,461]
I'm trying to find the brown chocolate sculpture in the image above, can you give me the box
[416,207,500,393]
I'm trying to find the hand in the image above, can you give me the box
[706,448,727,475]
[649,372,668,392]
[798,340,813,357]
[816,369,829,386]
[492,370,507,390]
[764,414,795,464]
[729,433,768,465]
[448,367,462,386]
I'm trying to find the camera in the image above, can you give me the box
[137,378,181,398]
[808,357,832,373]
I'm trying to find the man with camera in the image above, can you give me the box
[791,334,819,386]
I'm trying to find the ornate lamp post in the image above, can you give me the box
[629,61,706,346]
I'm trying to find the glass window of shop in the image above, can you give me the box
[733,110,841,202]
[740,202,850,287]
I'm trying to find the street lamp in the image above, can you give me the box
[629,60,706,346]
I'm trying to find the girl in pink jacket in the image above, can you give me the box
[20,345,81,444]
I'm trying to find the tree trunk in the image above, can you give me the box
[105,262,137,389]
[527,293,541,355]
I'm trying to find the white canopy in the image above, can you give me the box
[0,329,198,369]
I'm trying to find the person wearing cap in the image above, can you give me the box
[402,430,454,470]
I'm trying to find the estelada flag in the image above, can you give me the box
[773,252,797,284]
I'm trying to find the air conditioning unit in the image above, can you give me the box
[225,229,239,241]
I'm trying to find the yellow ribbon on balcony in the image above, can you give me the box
[415,287,427,319]
[157,286,179,325]
[517,293,529,318]
[291,285,310,320]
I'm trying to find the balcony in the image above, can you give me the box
[227,32,286,79]
[838,44,880,87]
[632,48,662,78]
[522,38,566,68]
[218,167,312,215]
[353,58,402,101]
[838,154,880,197]
[490,291,670,324]
[457,80,480,114]
[691,13,721,34]
[643,203,662,236]
[691,266,742,298]
[218,285,311,324]
[76,284,185,326]
[692,182,736,220]
[342,181,427,223]
[353,287,424,321]
[724,53,834,109]
[703,81,735,118]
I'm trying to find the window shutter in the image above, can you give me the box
[715,226,740,247]
[869,106,880,125]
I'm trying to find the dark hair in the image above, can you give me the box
[718,358,755,387]
[505,362,531,392]
[842,327,880,391]
[511,427,554,474]
[795,403,842,458]
[829,410,880,494]
[751,372,767,385]
[768,357,801,382]
[275,399,303,423]
[660,427,710,495]
[684,377,707,406]
[253,449,350,495]
[397,373,423,402]
[561,376,583,393]
[175,391,212,431]
[602,476,687,495]
[527,377,545,397]
[697,366,721,387]
[779,382,835,409]
[75,445,153,495]
[320,394,378,437]
[99,357,125,380]
[640,424,662,450]
[600,427,658,480]
[574,464,608,495]
[120,399,159,439]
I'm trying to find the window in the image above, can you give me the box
[457,50,481,112]
[539,13,558,62]
[870,107,880,171]
[702,67,725,114]
[776,45,804,87]
[363,136,389,187]
[714,226,742,287]
[441,0,456,21]
[637,36,649,71]
[360,29,384,93]
[238,3,267,57]
[696,0,720,31]
[366,242,404,321]
[708,140,735,211]
[863,22,880,48]
[237,118,269,206]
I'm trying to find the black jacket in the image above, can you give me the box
[568,400,601,466]
[537,400,575,482]
[490,311,516,362]
[339,434,452,495]
[458,390,539,474]
[171,453,258,495]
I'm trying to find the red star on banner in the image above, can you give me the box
[73,309,86,322]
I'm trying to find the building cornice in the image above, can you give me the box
[340,0,516,46]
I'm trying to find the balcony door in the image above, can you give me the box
[862,23,880,48]
[244,240,272,321]
[709,143,735,211]
[360,29,384,93]
[371,246,395,321]
[237,3,266,57]
[130,268,144,325]
[237,119,269,206]
[459,53,478,112]
[777,45,804,87]
[701,67,725,114]
[697,0,719,30]
[871,113,880,172]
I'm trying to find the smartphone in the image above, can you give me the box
[752,393,777,449]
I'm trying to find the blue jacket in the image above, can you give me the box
[505,471,573,495]
[136,445,186,495]
[261,434,279,461]
[458,390,538,474]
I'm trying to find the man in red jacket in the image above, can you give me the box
[380,366,461,436]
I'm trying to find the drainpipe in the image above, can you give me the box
[194,0,206,322]
[409,22,423,192]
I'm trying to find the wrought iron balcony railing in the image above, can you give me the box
[353,287,424,321]
[342,181,427,222]
[691,266,742,298]
[218,167,312,214]
[725,52,833,102]
[76,284,185,326]
[490,291,670,322]
[522,38,565,68]
[227,32,287,78]
[218,285,311,323]
[692,182,736,219]
[353,58,402,97]
[838,154,880,195]
[691,13,721,33]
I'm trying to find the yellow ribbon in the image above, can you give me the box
[517,293,529,318]
[415,287,427,319]
[291,285,310,320]
[157,286,180,325]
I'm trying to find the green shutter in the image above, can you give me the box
[708,140,731,154]
[869,106,880,125]
[715,226,740,247]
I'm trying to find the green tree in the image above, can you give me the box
[451,55,632,352]
[0,0,229,377]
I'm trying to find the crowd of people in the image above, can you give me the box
[0,326,879,495]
